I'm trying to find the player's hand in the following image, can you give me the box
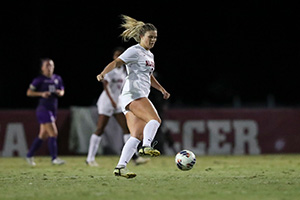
[162,90,170,100]
[97,73,104,82]
[56,89,64,97]
[41,91,51,98]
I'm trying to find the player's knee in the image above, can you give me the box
[131,132,143,141]
[49,131,58,137]
[39,130,48,140]
[155,117,162,124]
[150,115,161,124]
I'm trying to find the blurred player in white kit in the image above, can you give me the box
[86,47,149,166]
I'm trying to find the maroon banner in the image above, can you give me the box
[0,110,70,157]
[1,108,300,156]
[163,109,300,155]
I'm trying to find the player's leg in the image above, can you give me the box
[86,114,110,166]
[26,125,48,166]
[127,97,161,156]
[113,112,131,145]
[113,111,145,178]
[113,112,149,165]
[43,122,65,165]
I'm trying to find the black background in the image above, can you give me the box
[1,1,300,109]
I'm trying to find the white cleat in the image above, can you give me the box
[52,158,65,165]
[133,156,150,166]
[113,166,136,179]
[26,157,36,166]
[86,160,99,167]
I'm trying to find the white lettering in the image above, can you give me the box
[2,123,28,157]
[233,120,260,155]
[162,120,181,155]
[182,120,206,155]
[207,120,231,154]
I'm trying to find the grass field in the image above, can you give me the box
[1,155,300,200]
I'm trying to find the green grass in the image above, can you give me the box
[1,155,300,200]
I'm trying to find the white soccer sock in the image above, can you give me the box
[86,134,102,162]
[142,120,160,147]
[117,136,140,167]
[123,133,131,143]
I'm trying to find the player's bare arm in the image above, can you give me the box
[102,80,117,108]
[27,89,51,98]
[150,74,170,99]
[97,58,125,82]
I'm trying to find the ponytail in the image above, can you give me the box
[120,15,157,42]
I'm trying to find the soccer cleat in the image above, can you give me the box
[138,146,160,157]
[113,167,136,179]
[86,160,99,167]
[26,157,36,166]
[52,158,65,165]
[133,156,150,165]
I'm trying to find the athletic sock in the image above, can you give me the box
[117,137,140,167]
[123,133,138,160]
[48,137,58,161]
[86,134,102,162]
[27,137,43,157]
[142,120,160,147]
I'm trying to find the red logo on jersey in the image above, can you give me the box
[146,61,155,67]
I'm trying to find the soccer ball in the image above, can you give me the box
[175,150,196,171]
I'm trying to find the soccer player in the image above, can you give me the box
[96,15,170,178]
[26,58,65,166]
[86,47,149,166]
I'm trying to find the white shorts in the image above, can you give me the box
[119,92,147,115]
[97,92,122,117]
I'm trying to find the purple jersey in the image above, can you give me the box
[29,74,64,110]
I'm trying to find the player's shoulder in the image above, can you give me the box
[52,74,62,80]
[32,74,44,82]
[125,44,140,52]
[136,44,154,57]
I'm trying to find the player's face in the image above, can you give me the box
[140,30,157,50]
[41,60,54,77]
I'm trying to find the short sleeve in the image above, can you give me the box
[118,47,138,64]
[104,71,112,82]
[29,77,41,91]
[57,75,65,90]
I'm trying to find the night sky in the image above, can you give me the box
[1,1,300,109]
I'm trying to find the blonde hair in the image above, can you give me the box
[120,15,157,42]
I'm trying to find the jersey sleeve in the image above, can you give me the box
[103,71,113,82]
[118,47,138,64]
[57,75,65,90]
[29,77,41,91]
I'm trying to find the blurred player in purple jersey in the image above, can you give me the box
[26,58,65,166]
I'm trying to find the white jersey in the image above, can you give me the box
[118,44,155,112]
[97,67,126,116]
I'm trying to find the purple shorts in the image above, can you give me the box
[36,106,57,124]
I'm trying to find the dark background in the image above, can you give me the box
[1,1,300,109]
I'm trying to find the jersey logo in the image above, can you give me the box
[145,60,155,68]
[54,79,59,85]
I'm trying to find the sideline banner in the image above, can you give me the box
[163,109,300,155]
[68,106,124,155]
[1,108,300,156]
[0,108,123,157]
[0,110,70,157]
